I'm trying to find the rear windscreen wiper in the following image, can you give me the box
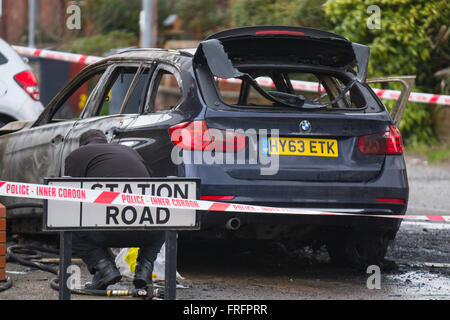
[195,39,306,109]
[242,74,309,109]
[268,79,357,109]
[197,39,357,110]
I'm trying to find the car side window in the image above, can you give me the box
[148,69,182,112]
[97,66,151,116]
[51,70,105,121]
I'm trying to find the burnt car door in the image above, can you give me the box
[0,63,109,213]
[60,62,156,174]
[120,62,190,177]
[366,75,416,126]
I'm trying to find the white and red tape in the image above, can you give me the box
[13,45,450,106]
[13,45,101,65]
[0,180,448,223]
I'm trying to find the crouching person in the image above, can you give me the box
[64,129,165,290]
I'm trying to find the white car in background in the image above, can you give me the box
[0,38,44,127]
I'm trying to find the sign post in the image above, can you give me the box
[59,231,72,300]
[43,177,200,300]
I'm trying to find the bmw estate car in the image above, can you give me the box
[0,26,411,268]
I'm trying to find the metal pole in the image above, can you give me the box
[142,0,152,48]
[59,231,72,300]
[28,0,36,48]
[164,231,177,300]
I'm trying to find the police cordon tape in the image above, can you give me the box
[0,180,448,223]
[12,45,450,106]
[13,45,101,65]
[217,77,450,106]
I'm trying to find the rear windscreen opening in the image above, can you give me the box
[214,69,367,111]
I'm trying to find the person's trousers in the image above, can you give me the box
[72,230,166,274]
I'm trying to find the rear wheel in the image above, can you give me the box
[326,227,395,270]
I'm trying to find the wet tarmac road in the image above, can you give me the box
[0,154,448,300]
[1,219,448,300]
[175,219,449,300]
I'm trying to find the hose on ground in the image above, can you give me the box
[7,244,59,275]
[5,243,163,298]
[49,277,163,298]
[2,243,58,293]
[2,203,162,298]
[0,276,12,292]
[0,203,44,292]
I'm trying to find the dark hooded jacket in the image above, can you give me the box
[64,134,151,178]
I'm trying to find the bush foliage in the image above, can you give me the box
[324,0,449,144]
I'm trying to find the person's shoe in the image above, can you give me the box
[85,258,122,290]
[133,258,154,289]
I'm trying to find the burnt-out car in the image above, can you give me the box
[0,26,412,268]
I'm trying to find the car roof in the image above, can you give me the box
[103,47,195,60]
[86,47,197,69]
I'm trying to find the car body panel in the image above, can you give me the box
[0,120,76,216]
[202,108,389,182]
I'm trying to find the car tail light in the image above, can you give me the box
[14,70,40,101]
[376,198,405,204]
[200,195,235,200]
[255,30,305,36]
[169,120,246,152]
[358,125,403,155]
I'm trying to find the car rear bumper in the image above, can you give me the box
[184,155,408,236]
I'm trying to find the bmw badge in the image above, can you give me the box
[300,120,311,132]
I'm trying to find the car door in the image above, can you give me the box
[366,75,416,126]
[60,62,155,174]
[0,62,109,211]
[120,62,189,177]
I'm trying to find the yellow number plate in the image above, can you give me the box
[267,137,338,157]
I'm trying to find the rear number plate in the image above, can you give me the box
[264,137,338,157]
